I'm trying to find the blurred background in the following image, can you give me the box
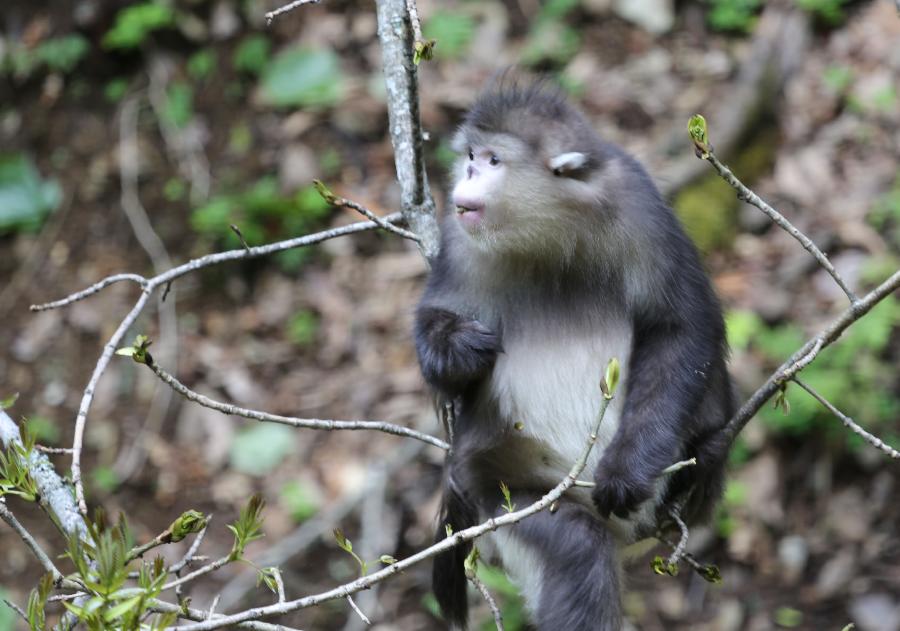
[1,0,899,629]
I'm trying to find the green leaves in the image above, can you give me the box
[0,423,39,501]
[333,528,367,576]
[0,154,61,234]
[650,555,679,577]
[115,335,154,366]
[498,481,516,513]
[102,2,175,50]
[261,48,343,109]
[170,510,208,543]
[228,494,266,560]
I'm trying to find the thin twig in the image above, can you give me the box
[0,500,73,587]
[30,274,147,312]
[792,378,900,459]
[271,569,286,604]
[405,0,424,43]
[2,599,27,624]
[346,596,370,625]
[665,505,689,567]
[207,595,221,620]
[725,269,900,443]
[657,535,707,574]
[148,599,301,630]
[70,289,153,515]
[265,0,321,24]
[168,384,617,630]
[35,445,75,454]
[33,214,405,313]
[468,574,504,631]
[145,358,449,450]
[573,458,696,488]
[699,149,857,304]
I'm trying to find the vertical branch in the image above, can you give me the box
[375,0,440,261]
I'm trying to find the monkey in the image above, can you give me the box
[414,79,735,630]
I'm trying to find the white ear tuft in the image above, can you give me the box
[548,152,588,176]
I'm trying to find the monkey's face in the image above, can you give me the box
[450,130,596,259]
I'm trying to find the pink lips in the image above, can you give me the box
[456,207,484,228]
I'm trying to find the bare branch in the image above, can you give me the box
[696,143,857,303]
[315,181,421,243]
[145,358,449,450]
[2,599,27,624]
[376,0,440,259]
[265,0,321,25]
[724,269,900,443]
[793,378,900,459]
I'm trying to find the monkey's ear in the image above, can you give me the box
[549,152,589,176]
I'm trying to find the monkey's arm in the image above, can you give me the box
[592,306,722,518]
[415,306,501,395]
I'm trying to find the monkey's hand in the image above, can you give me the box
[415,306,501,395]
[591,456,655,519]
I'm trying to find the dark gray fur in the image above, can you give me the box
[416,80,734,630]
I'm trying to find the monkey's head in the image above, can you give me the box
[449,79,611,260]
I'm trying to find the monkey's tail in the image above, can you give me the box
[433,477,479,630]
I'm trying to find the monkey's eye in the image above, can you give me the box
[489,154,500,166]
[468,150,474,161]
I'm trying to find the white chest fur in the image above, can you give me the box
[488,321,632,474]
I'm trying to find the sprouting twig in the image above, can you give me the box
[793,378,900,459]
[346,596,370,625]
[314,181,421,243]
[690,120,857,304]
[468,573,504,631]
[724,269,900,443]
[271,569,286,604]
[169,521,211,574]
[144,358,449,450]
[264,0,321,25]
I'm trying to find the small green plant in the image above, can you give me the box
[160,82,193,129]
[0,423,39,501]
[333,528,368,576]
[280,480,320,523]
[794,0,850,25]
[103,2,175,50]
[286,310,319,346]
[228,494,266,560]
[0,154,61,234]
[260,47,344,109]
[187,49,216,81]
[233,35,271,75]
[706,0,762,33]
[521,0,581,67]
[35,34,90,73]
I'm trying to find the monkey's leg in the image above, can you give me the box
[494,500,622,631]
